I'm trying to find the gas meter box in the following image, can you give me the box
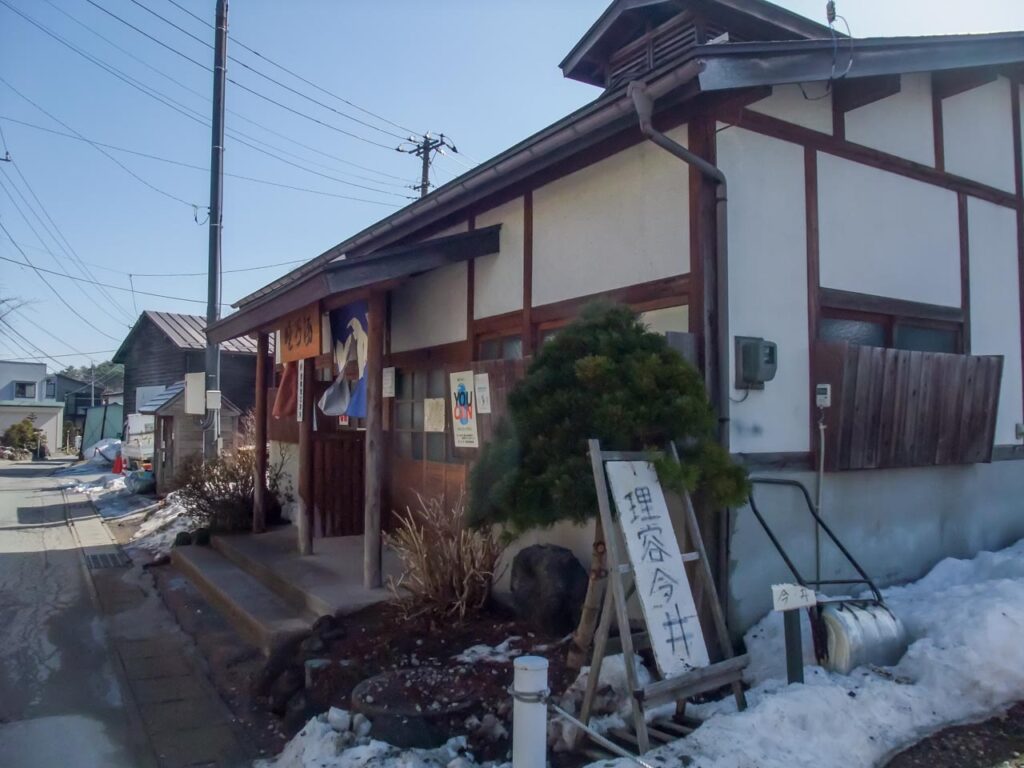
[735,336,778,390]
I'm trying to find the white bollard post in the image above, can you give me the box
[512,655,549,768]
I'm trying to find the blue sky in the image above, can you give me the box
[1,0,1022,372]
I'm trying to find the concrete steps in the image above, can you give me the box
[171,545,314,655]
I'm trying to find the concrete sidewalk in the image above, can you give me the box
[0,459,252,768]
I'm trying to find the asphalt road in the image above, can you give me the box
[0,459,149,768]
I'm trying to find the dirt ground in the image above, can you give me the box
[886,703,1024,768]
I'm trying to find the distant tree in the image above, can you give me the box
[60,360,124,392]
[468,303,750,668]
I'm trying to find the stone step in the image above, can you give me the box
[211,532,387,620]
[171,545,314,655]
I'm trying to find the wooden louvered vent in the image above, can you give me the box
[607,15,700,89]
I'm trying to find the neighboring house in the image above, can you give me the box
[113,311,263,417]
[103,390,124,405]
[48,372,96,432]
[0,360,64,450]
[140,381,241,495]
[207,0,1024,632]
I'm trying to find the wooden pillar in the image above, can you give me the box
[252,332,269,533]
[297,356,314,555]
[363,291,385,588]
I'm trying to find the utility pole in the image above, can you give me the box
[90,363,95,407]
[399,133,457,198]
[204,0,228,459]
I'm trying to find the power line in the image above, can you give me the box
[0,71,198,210]
[0,6,414,199]
[0,115,411,203]
[128,0,408,141]
[0,172,132,333]
[0,350,117,361]
[0,248,232,307]
[80,0,399,151]
[37,0,410,186]
[163,0,419,136]
[5,158,136,321]
[0,217,124,341]
[0,311,77,369]
[7,233,309,277]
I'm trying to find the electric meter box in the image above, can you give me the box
[734,336,778,390]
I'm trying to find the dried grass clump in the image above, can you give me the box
[385,494,505,621]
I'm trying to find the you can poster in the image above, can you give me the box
[449,370,479,448]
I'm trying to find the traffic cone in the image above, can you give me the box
[112,452,124,475]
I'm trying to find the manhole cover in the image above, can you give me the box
[86,550,130,569]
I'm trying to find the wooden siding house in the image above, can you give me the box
[208,0,1024,632]
[139,381,241,495]
[113,311,263,417]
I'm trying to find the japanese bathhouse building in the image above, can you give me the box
[208,0,1024,632]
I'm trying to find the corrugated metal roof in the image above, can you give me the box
[137,381,184,414]
[145,312,258,354]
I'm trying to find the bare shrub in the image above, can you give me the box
[385,495,505,621]
[173,447,287,533]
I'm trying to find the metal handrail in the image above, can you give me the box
[747,477,882,603]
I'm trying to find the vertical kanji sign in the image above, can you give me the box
[606,461,709,677]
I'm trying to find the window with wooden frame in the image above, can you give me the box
[477,332,523,362]
[392,367,459,464]
[817,289,964,355]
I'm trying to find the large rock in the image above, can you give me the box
[510,545,587,636]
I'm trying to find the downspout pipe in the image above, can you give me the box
[627,81,730,453]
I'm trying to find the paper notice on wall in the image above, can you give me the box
[424,398,446,433]
[606,460,709,677]
[449,370,479,448]
[474,373,491,414]
[382,367,396,398]
[296,361,305,423]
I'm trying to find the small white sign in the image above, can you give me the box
[474,373,492,414]
[424,398,446,433]
[296,362,305,423]
[771,583,817,612]
[606,461,709,677]
[382,367,396,398]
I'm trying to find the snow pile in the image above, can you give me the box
[592,538,1024,768]
[455,636,523,664]
[128,494,195,555]
[83,438,121,464]
[256,709,488,768]
[63,473,157,519]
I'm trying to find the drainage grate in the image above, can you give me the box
[86,549,131,569]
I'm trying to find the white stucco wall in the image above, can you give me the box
[389,223,469,354]
[718,127,810,453]
[818,154,961,307]
[531,126,689,306]
[474,197,525,318]
[968,197,1023,445]
[943,77,1016,193]
[844,73,935,166]
[748,84,833,133]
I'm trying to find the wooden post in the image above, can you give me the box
[298,356,314,555]
[363,291,385,588]
[253,331,269,533]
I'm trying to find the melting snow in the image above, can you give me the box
[128,493,194,556]
[455,636,523,664]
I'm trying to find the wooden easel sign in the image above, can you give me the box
[605,461,709,676]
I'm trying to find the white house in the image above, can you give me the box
[0,360,64,451]
[205,0,1024,633]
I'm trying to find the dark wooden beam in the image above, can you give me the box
[522,191,534,357]
[931,78,945,171]
[467,216,476,356]
[718,107,1018,209]
[363,291,385,588]
[252,331,269,534]
[932,67,999,101]
[820,287,963,324]
[833,74,902,114]
[298,356,315,555]
[958,193,972,355]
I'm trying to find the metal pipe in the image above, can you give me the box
[627,80,730,451]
